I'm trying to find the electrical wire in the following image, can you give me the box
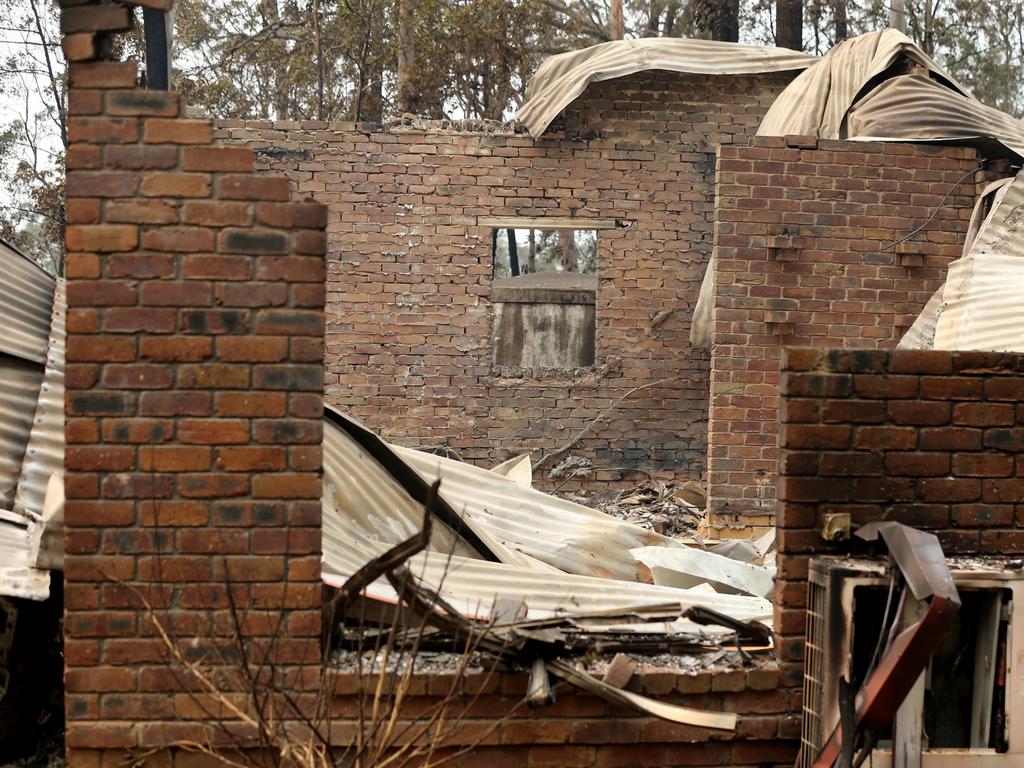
[882,162,986,252]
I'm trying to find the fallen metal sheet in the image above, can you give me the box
[323,524,772,627]
[490,453,532,486]
[328,405,697,583]
[13,278,65,523]
[517,37,817,137]
[391,440,687,581]
[846,74,1024,160]
[897,287,944,350]
[0,512,50,601]
[934,168,1024,351]
[548,658,737,730]
[30,473,63,571]
[630,545,776,599]
[758,29,967,140]
[0,358,45,513]
[324,409,548,571]
[321,408,773,629]
[0,239,55,365]
[379,561,743,730]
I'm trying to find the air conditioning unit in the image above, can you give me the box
[800,556,1024,767]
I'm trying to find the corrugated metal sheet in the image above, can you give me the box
[321,409,773,628]
[14,279,65,521]
[934,168,1024,350]
[0,239,55,364]
[846,75,1024,159]
[758,29,964,140]
[897,287,944,349]
[393,442,676,581]
[0,359,44,512]
[0,240,56,600]
[517,37,818,137]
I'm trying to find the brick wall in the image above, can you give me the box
[61,0,326,759]
[775,347,1024,687]
[325,663,798,767]
[216,69,795,490]
[708,137,985,534]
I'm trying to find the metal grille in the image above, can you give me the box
[800,573,827,768]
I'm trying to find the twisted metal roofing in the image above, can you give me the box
[517,37,817,137]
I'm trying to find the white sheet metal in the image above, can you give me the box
[896,287,944,350]
[758,29,964,140]
[392,442,681,581]
[0,511,49,600]
[846,75,1024,160]
[0,239,55,364]
[321,412,773,626]
[517,37,817,137]
[13,279,65,521]
[630,545,776,599]
[933,168,1024,351]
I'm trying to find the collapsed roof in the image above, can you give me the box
[516,37,818,138]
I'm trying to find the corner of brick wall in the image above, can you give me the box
[775,346,1024,684]
[61,0,326,760]
[707,136,986,538]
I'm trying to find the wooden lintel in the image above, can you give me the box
[478,216,619,230]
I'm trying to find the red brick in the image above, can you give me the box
[214,392,286,417]
[217,174,291,201]
[140,172,211,198]
[105,90,180,117]
[181,254,252,280]
[143,118,213,144]
[105,199,179,224]
[61,4,131,32]
[61,32,96,61]
[257,201,326,228]
[105,144,179,170]
[182,200,252,227]
[177,419,251,445]
[952,452,1014,477]
[68,61,136,88]
[67,172,137,202]
[182,146,253,171]
[65,224,137,252]
[68,117,138,144]
[141,226,215,252]
[140,337,214,362]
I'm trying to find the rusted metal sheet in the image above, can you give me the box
[0,239,55,365]
[517,37,817,137]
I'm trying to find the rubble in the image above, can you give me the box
[569,480,704,536]
[322,406,778,726]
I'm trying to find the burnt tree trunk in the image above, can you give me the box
[396,0,418,114]
[833,0,847,41]
[776,0,802,51]
[559,230,578,273]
